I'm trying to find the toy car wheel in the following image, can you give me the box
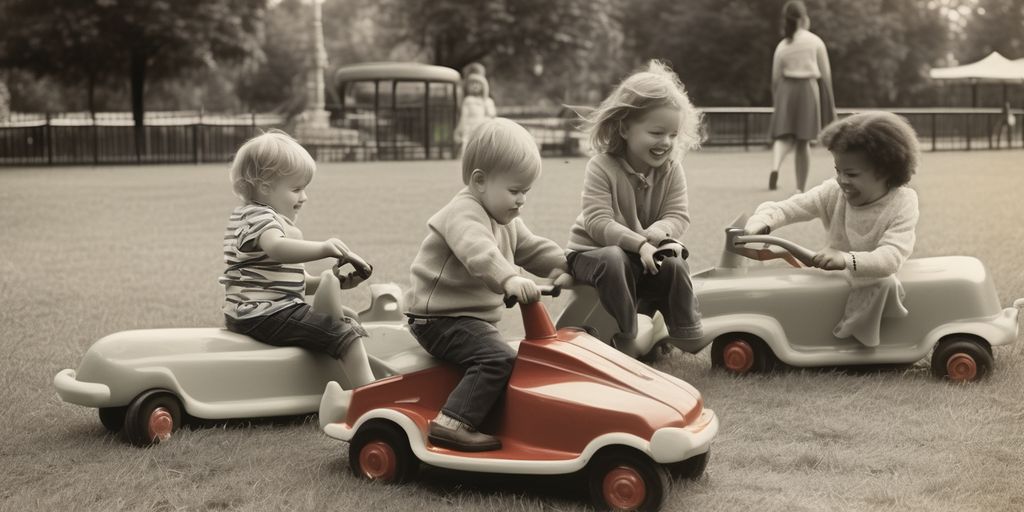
[666,450,709,480]
[349,420,419,484]
[123,390,183,447]
[711,334,776,374]
[98,406,127,432]
[587,448,670,512]
[931,337,994,382]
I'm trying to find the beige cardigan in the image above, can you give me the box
[567,153,691,253]
[406,188,568,323]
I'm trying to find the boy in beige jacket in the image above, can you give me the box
[406,118,571,451]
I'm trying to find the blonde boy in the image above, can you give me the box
[221,130,374,388]
[406,118,570,451]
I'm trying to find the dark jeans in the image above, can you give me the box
[409,316,516,428]
[225,302,366,360]
[568,246,702,341]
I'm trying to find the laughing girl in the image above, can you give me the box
[565,60,705,356]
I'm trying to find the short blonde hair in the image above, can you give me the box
[582,60,703,161]
[461,118,542,184]
[229,130,316,202]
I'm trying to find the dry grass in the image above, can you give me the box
[1,148,1023,511]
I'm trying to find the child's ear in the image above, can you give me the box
[469,169,487,191]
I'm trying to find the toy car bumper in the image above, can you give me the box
[53,369,111,407]
[649,408,718,464]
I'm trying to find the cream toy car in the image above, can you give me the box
[557,218,1021,382]
[53,282,426,446]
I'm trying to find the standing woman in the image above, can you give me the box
[767,0,836,192]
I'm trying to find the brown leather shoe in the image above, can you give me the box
[428,420,501,452]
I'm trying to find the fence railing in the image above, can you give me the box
[1,107,1021,166]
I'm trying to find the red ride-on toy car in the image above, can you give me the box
[318,286,718,511]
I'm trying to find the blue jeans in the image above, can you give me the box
[568,246,702,341]
[225,302,366,359]
[409,316,516,428]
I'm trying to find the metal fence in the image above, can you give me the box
[1,107,1021,166]
[698,107,1024,152]
[0,111,286,166]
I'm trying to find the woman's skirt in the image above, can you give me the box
[770,77,825,141]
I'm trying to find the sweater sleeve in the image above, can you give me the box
[580,158,648,252]
[746,180,837,232]
[441,200,521,293]
[847,190,919,278]
[643,162,690,244]
[512,219,569,278]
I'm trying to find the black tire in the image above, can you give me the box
[123,390,183,447]
[666,451,709,480]
[98,406,127,432]
[587,448,671,511]
[931,336,994,382]
[349,420,419,484]
[710,334,777,375]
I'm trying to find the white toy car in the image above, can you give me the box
[53,283,431,446]
[557,219,1021,382]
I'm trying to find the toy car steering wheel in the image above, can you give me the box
[335,252,374,281]
[725,227,817,268]
[504,284,562,308]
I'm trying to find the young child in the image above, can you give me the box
[220,130,375,388]
[406,118,570,452]
[744,111,920,347]
[454,73,497,157]
[565,60,704,357]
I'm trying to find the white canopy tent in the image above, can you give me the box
[929,52,1024,107]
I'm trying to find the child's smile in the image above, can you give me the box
[832,150,889,207]
[257,172,311,221]
[622,106,680,172]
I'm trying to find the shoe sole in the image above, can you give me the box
[768,171,779,190]
[428,434,501,452]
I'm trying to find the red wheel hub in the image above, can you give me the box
[147,407,174,442]
[947,353,978,382]
[359,441,397,481]
[603,466,646,510]
[723,340,754,373]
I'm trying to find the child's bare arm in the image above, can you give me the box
[259,230,348,264]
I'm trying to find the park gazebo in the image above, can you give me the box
[334,62,461,160]
[929,51,1024,107]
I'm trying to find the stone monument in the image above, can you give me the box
[295,0,359,156]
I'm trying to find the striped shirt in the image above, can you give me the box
[220,204,306,320]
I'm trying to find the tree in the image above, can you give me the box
[0,0,117,113]
[962,0,1024,60]
[1,0,266,150]
[376,0,625,104]
[624,0,950,107]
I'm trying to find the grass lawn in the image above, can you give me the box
[1,148,1023,511]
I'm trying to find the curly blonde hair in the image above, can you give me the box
[581,60,703,161]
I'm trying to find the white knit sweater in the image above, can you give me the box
[746,179,919,278]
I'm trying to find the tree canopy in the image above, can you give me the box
[1,0,1007,114]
